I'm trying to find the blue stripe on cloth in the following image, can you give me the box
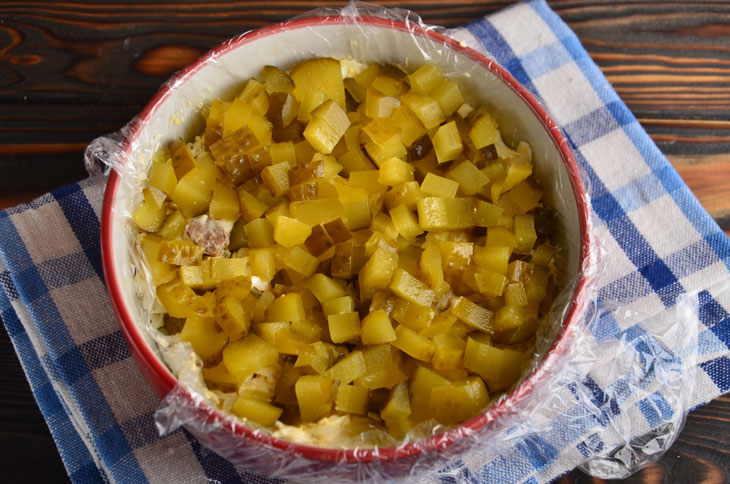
[548,404,603,446]
[1,285,105,482]
[120,412,164,450]
[52,183,105,281]
[69,462,108,484]
[587,311,621,344]
[562,102,630,147]
[481,454,533,484]
[438,459,477,484]
[637,392,674,428]
[696,291,730,365]
[576,433,604,458]
[56,346,92,386]
[709,308,730,351]
[576,153,682,308]
[0,211,146,483]
[580,375,620,424]
[516,435,559,472]
[184,426,288,484]
[532,0,730,275]
[612,173,669,214]
[36,253,97,291]
[598,271,656,306]
[78,331,131,370]
[530,0,622,107]
[659,240,717,281]
[184,430,247,484]
[0,270,18,303]
[699,329,726,356]
[700,356,730,393]
[464,20,534,94]
[519,41,571,79]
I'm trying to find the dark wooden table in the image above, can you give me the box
[1,1,728,483]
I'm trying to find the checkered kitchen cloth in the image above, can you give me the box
[2,1,729,482]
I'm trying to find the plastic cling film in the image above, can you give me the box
[88,1,700,482]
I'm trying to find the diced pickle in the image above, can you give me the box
[390,204,423,240]
[429,378,488,425]
[430,80,463,117]
[388,269,435,308]
[335,385,369,415]
[325,350,366,383]
[401,92,444,129]
[445,160,488,196]
[244,218,274,248]
[391,298,435,331]
[328,312,361,343]
[417,197,475,231]
[291,57,345,110]
[378,157,414,186]
[133,193,167,233]
[223,334,279,383]
[393,326,434,362]
[408,64,443,94]
[137,59,560,437]
[261,162,291,198]
[420,173,459,198]
[141,235,175,285]
[295,375,334,422]
[215,296,251,340]
[431,333,466,370]
[158,240,205,265]
[303,100,351,155]
[149,159,177,197]
[361,310,397,345]
[169,138,196,179]
[449,297,494,334]
[381,382,411,422]
[431,121,463,164]
[261,65,294,94]
[232,395,283,427]
[181,315,228,361]
[359,247,398,301]
[273,216,312,248]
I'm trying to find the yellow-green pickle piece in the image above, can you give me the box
[132,58,560,442]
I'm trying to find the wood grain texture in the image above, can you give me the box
[0,1,728,483]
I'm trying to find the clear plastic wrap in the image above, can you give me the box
[86,1,700,482]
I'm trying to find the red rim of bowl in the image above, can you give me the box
[101,14,592,464]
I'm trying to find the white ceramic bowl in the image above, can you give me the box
[101,15,592,479]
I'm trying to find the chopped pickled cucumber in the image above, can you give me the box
[135,58,559,437]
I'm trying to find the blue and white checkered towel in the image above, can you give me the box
[2,1,729,483]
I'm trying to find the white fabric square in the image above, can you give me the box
[688,366,716,409]
[135,433,205,484]
[580,129,650,193]
[597,226,636,287]
[83,179,105,221]
[11,202,82,264]
[532,62,605,125]
[94,359,160,423]
[490,4,558,57]
[628,194,700,260]
[633,292,666,320]
[679,260,728,296]
[52,278,118,346]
